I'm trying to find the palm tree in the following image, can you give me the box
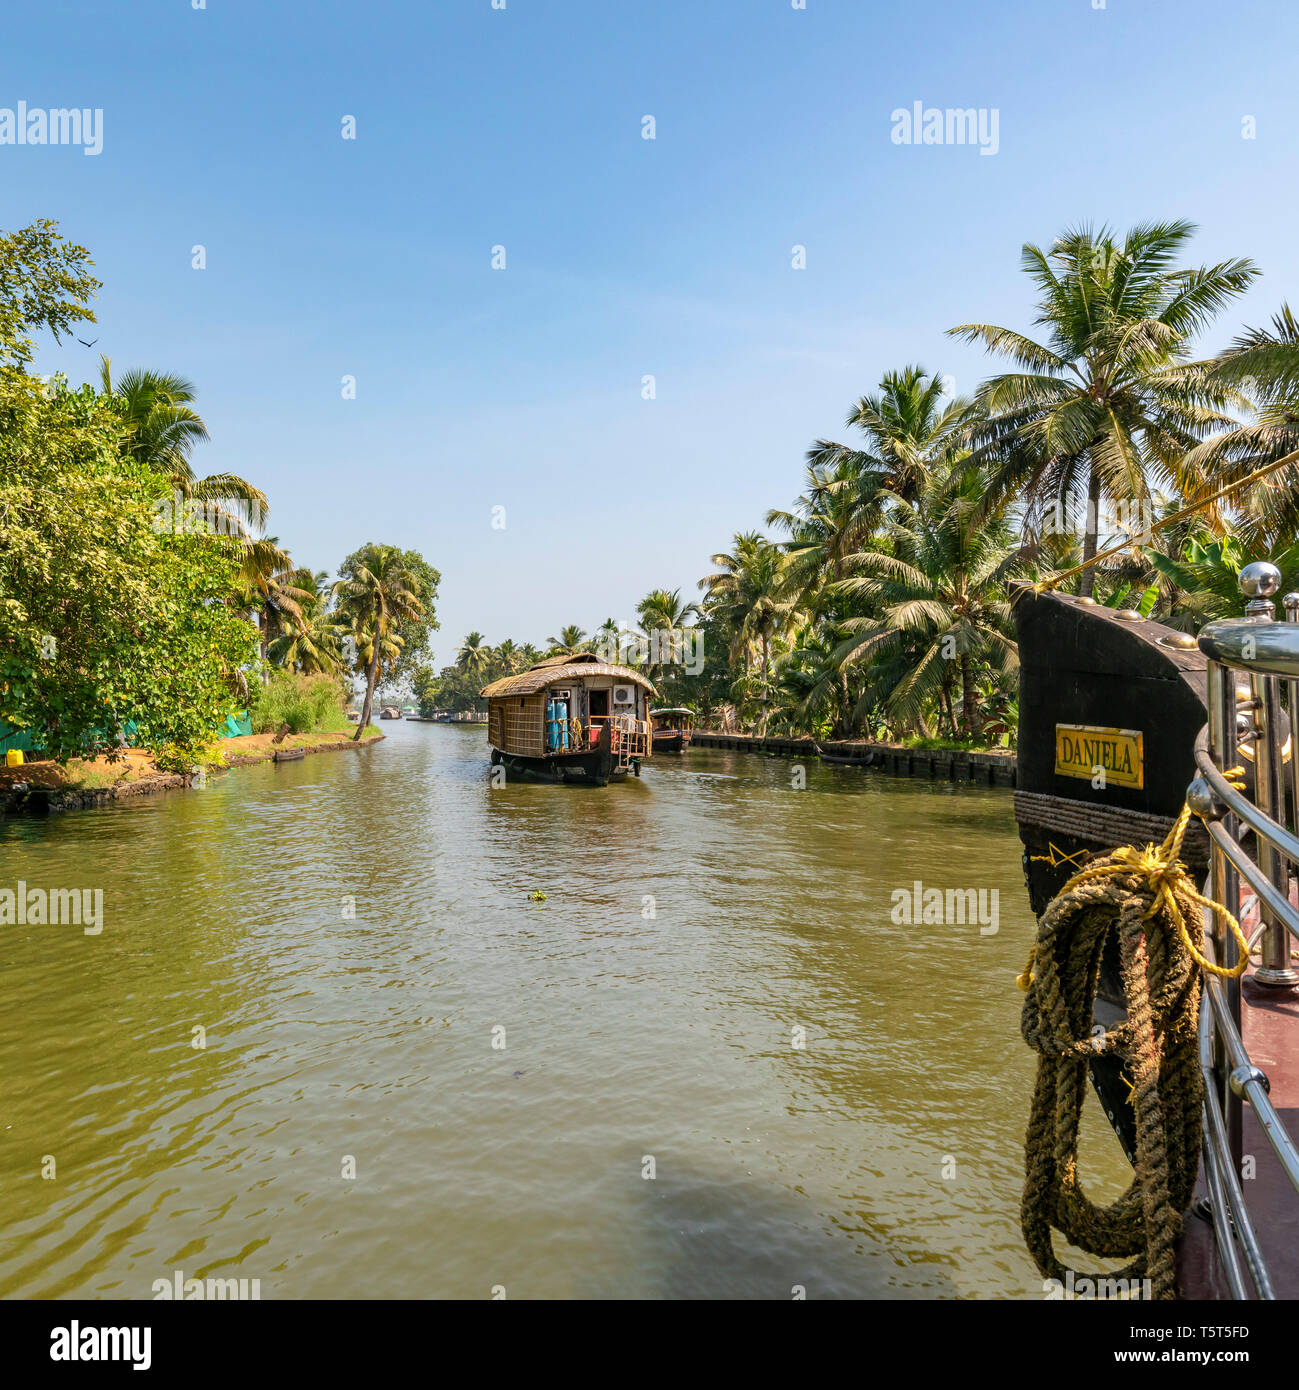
[456,632,492,679]
[811,364,978,511]
[830,460,1021,739]
[546,625,588,656]
[232,537,314,664]
[99,358,268,536]
[493,638,525,675]
[949,221,1256,595]
[267,608,346,674]
[332,544,425,738]
[698,534,797,732]
[636,588,696,693]
[1185,304,1299,551]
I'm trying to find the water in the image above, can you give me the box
[0,723,1130,1299]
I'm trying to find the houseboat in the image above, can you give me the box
[648,706,695,752]
[379,706,402,720]
[480,652,655,785]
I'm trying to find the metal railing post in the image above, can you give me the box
[1242,565,1299,988]
[1208,659,1243,1161]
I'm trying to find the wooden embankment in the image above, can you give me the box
[689,731,1016,787]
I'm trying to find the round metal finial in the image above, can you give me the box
[1186,777,1224,821]
[1239,561,1282,598]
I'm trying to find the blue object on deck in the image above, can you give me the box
[546,698,569,752]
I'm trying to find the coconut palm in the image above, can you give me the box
[636,588,696,694]
[1181,304,1299,551]
[332,544,425,738]
[949,221,1256,595]
[698,534,797,732]
[804,366,975,552]
[232,537,313,663]
[456,632,492,679]
[546,625,588,656]
[267,608,347,675]
[830,460,1021,738]
[99,357,268,536]
[493,638,525,675]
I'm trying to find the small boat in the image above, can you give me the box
[480,652,655,786]
[817,744,876,766]
[649,707,696,753]
[346,710,361,724]
[273,747,306,762]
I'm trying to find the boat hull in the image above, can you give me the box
[492,745,618,787]
[651,731,690,753]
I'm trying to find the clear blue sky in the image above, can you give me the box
[7,0,1299,659]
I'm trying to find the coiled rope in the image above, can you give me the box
[1018,780,1248,1299]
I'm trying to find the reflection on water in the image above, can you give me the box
[0,723,1130,1298]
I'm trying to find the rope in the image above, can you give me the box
[1017,774,1250,1299]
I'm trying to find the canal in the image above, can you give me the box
[0,723,1131,1298]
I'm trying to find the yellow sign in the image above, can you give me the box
[1054,724,1144,789]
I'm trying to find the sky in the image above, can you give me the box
[6,0,1299,660]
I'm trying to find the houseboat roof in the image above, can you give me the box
[650,707,697,717]
[480,653,656,700]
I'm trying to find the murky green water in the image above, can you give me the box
[0,723,1130,1299]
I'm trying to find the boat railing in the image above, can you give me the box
[588,713,651,761]
[1191,561,1299,1299]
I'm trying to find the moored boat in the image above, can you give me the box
[480,652,655,785]
[648,706,695,752]
[1013,564,1299,1300]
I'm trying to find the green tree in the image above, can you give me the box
[0,222,258,761]
[341,544,440,686]
[830,461,1020,739]
[456,632,492,680]
[333,544,425,737]
[98,359,269,537]
[950,221,1255,596]
[546,625,588,656]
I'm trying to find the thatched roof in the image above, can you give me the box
[481,653,656,700]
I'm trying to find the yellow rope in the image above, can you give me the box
[1018,767,1251,989]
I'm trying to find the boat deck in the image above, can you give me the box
[1181,967,1299,1298]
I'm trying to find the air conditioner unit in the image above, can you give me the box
[612,684,636,706]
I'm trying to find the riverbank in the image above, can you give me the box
[0,728,384,814]
[691,731,1016,786]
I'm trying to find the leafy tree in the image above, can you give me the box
[950,221,1255,596]
[338,545,440,686]
[333,544,425,737]
[546,624,588,656]
[0,222,258,761]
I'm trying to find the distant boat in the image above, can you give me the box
[379,706,402,720]
[346,710,361,724]
[649,706,696,753]
[480,652,655,786]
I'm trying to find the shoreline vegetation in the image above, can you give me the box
[0,222,440,778]
[0,728,384,812]
[426,222,1299,755]
[8,219,1299,776]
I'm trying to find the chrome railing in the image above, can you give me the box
[1191,561,1299,1298]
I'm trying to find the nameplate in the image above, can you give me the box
[1054,724,1143,789]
